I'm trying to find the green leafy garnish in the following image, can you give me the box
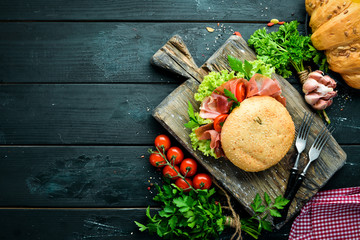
[228,56,275,80]
[224,89,240,109]
[136,182,290,240]
[189,129,217,158]
[184,101,212,129]
[184,102,215,158]
[248,21,328,78]
[194,70,239,102]
[136,183,225,239]
[194,60,274,103]
[241,193,290,239]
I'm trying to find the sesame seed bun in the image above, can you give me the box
[221,96,295,172]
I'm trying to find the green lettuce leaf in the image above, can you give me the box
[189,129,217,159]
[194,70,238,102]
[194,59,274,102]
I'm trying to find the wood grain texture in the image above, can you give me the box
[0,208,296,240]
[0,146,165,207]
[0,84,175,145]
[0,145,358,208]
[0,208,158,240]
[0,0,305,21]
[0,22,304,84]
[152,35,347,227]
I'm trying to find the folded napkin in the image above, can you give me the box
[289,187,360,240]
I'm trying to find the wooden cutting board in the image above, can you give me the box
[151,35,347,227]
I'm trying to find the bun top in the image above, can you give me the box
[221,96,295,172]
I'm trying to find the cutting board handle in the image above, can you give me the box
[150,35,206,83]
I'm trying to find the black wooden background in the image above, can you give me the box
[0,1,359,239]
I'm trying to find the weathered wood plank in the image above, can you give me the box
[0,84,175,145]
[0,0,305,21]
[0,146,163,207]
[0,208,158,240]
[151,35,349,226]
[0,208,294,240]
[0,83,357,145]
[0,145,357,207]
[0,22,304,84]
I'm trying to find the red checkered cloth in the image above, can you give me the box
[289,187,360,240]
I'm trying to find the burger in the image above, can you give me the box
[185,57,295,172]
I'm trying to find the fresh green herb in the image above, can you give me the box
[135,182,226,240]
[224,89,240,109]
[248,21,327,78]
[194,60,274,103]
[184,101,212,129]
[241,193,290,239]
[194,70,239,102]
[189,130,217,158]
[228,56,275,80]
[136,183,289,239]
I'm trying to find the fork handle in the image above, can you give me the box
[284,168,298,197]
[275,174,305,224]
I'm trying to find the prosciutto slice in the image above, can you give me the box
[215,77,248,96]
[194,123,224,158]
[199,74,286,119]
[246,74,286,106]
[199,93,232,119]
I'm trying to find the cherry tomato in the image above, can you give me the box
[162,165,180,180]
[236,82,246,103]
[180,158,198,177]
[166,146,184,165]
[175,178,193,192]
[213,114,228,132]
[149,152,166,168]
[154,134,171,152]
[193,173,212,189]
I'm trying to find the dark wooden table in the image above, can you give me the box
[0,1,359,239]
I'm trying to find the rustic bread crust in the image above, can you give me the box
[221,96,295,172]
[341,72,360,89]
[326,42,360,73]
[310,3,360,50]
[307,1,360,89]
[309,0,352,32]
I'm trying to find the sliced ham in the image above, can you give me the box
[199,74,286,120]
[194,123,224,158]
[194,123,214,137]
[215,77,248,96]
[199,93,232,119]
[246,74,285,106]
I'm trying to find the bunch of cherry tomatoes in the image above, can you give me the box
[149,134,212,192]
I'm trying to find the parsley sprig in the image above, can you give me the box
[184,101,212,129]
[224,89,240,110]
[135,183,225,239]
[241,193,290,239]
[248,21,327,78]
[228,56,259,80]
[136,174,289,240]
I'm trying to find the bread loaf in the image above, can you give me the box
[325,41,360,73]
[220,96,295,172]
[306,0,360,89]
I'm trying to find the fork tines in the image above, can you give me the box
[297,112,314,140]
[311,125,335,151]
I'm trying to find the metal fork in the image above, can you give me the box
[276,124,335,224]
[284,112,314,198]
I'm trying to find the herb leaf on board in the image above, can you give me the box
[248,21,328,78]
